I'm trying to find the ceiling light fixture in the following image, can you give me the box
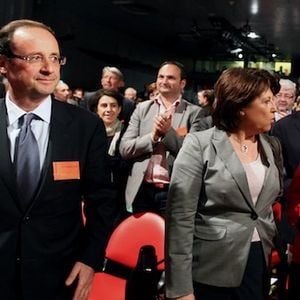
[247,31,260,39]
[112,0,157,15]
[251,0,259,14]
[230,48,243,54]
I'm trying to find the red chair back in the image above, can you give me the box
[106,212,165,269]
[89,212,165,300]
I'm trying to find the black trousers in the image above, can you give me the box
[9,258,76,300]
[288,262,300,300]
[193,242,269,300]
[132,182,168,216]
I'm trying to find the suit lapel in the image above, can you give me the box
[212,128,254,209]
[25,101,74,212]
[172,100,186,129]
[292,112,300,134]
[47,101,74,160]
[0,99,20,205]
[255,135,275,208]
[140,101,159,133]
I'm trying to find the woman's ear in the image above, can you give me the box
[117,106,122,115]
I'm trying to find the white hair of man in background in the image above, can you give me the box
[53,80,70,102]
[124,87,137,101]
[101,66,124,90]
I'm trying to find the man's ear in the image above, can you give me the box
[180,78,187,90]
[0,56,7,75]
[0,67,7,75]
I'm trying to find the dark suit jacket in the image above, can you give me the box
[271,111,300,248]
[198,115,213,131]
[271,111,300,179]
[0,99,116,299]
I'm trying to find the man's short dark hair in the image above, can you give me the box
[159,61,187,80]
[0,19,55,57]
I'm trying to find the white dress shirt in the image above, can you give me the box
[6,93,51,171]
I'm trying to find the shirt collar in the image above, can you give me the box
[6,92,52,126]
[154,95,182,108]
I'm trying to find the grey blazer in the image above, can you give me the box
[165,127,282,298]
[119,99,202,209]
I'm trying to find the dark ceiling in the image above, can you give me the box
[32,0,300,63]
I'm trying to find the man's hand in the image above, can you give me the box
[65,261,95,300]
[151,113,172,141]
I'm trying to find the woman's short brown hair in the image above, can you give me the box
[212,68,280,132]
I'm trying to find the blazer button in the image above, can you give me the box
[251,213,258,220]
[23,216,30,223]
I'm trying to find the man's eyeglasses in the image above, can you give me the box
[274,93,294,100]
[6,53,67,66]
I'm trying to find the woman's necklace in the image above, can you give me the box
[230,135,256,154]
[240,143,249,153]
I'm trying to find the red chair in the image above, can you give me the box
[270,202,283,270]
[89,212,165,300]
[273,201,282,223]
[271,202,283,268]
[270,201,291,298]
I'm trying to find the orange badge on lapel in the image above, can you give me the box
[176,127,188,137]
[53,161,80,180]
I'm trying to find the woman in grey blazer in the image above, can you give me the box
[166,68,283,300]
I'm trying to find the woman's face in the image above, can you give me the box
[97,95,121,126]
[149,89,159,100]
[241,88,277,133]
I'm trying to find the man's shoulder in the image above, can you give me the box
[134,99,154,111]
[194,126,215,137]
[181,98,201,111]
[52,99,99,123]
[136,99,153,106]
[83,90,98,102]
[273,111,300,130]
[181,98,197,106]
[189,126,215,142]
[123,97,135,106]
[52,100,106,140]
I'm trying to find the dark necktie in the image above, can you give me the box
[15,113,40,207]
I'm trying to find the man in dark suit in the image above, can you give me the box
[272,111,300,300]
[0,19,115,300]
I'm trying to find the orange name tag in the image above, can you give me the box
[176,127,188,136]
[53,161,80,180]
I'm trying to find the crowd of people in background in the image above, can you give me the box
[0,18,300,300]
